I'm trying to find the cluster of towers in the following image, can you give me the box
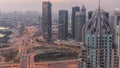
[41,1,120,68]
[41,1,111,42]
[58,5,86,42]
[41,1,87,42]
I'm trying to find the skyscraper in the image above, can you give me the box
[38,17,43,36]
[88,11,109,20]
[115,23,120,68]
[42,1,52,41]
[75,5,86,42]
[58,10,68,40]
[114,9,120,68]
[112,10,120,44]
[19,23,25,36]
[34,17,43,37]
[78,5,118,68]
[71,7,80,39]
[103,11,109,19]
[114,10,120,27]
[88,11,93,20]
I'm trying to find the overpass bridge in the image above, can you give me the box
[0,25,81,68]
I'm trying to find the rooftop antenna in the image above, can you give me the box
[98,0,101,12]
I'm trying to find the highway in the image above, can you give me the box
[0,26,81,68]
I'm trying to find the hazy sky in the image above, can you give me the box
[0,0,119,12]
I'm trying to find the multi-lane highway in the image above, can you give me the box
[0,26,81,68]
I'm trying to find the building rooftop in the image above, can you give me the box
[85,9,112,34]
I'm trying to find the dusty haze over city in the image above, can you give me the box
[0,0,119,12]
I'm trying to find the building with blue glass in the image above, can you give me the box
[58,10,68,40]
[71,7,80,39]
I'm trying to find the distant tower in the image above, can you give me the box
[114,10,120,27]
[116,23,120,68]
[88,11,93,20]
[75,5,86,42]
[88,10,109,20]
[42,1,52,41]
[34,17,43,37]
[71,7,80,39]
[103,11,109,19]
[38,17,43,36]
[79,1,119,68]
[19,23,25,36]
[112,9,120,44]
[58,10,68,40]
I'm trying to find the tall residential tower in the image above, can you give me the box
[78,4,118,68]
[75,5,86,42]
[42,1,52,41]
[114,9,120,68]
[71,7,80,39]
[58,10,68,40]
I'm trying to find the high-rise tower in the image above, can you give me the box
[75,5,86,42]
[78,1,118,68]
[19,23,25,36]
[88,11,93,20]
[58,10,68,40]
[71,7,80,39]
[116,23,120,68]
[114,9,120,68]
[34,17,43,37]
[42,1,52,41]
[114,10,120,26]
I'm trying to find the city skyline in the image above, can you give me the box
[0,0,119,68]
[0,0,119,12]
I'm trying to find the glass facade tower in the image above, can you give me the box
[42,1,52,41]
